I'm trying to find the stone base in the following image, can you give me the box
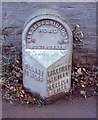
[45,92,66,104]
[23,86,66,104]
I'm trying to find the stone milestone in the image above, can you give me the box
[22,9,73,98]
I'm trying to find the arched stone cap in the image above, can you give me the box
[22,8,73,51]
[24,8,71,29]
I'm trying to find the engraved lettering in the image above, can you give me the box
[37,22,42,26]
[30,27,35,31]
[45,20,50,25]
[39,28,58,34]
[55,22,59,27]
[27,35,32,39]
[33,24,38,29]
[24,64,44,82]
[27,38,32,43]
[58,25,63,30]
[28,31,32,35]
[26,19,69,50]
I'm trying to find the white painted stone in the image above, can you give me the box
[22,9,73,98]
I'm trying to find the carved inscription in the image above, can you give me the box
[47,64,71,96]
[23,10,73,98]
[26,19,69,50]
[24,64,44,82]
[39,28,58,34]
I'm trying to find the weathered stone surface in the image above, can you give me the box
[2,2,96,57]
[22,9,73,98]
[2,3,96,67]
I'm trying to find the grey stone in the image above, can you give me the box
[2,2,96,71]
[22,9,73,98]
